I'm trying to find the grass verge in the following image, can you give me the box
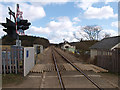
[2,74,24,85]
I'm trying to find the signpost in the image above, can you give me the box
[16,40,21,46]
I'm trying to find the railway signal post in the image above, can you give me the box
[0,4,31,46]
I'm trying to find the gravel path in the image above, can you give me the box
[36,47,53,64]
[56,47,82,63]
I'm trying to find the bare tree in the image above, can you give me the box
[103,33,111,38]
[74,25,102,41]
[73,32,88,41]
[82,25,102,40]
[73,33,81,41]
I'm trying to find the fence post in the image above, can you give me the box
[15,57,17,74]
[11,48,14,73]
[22,48,24,76]
[18,48,20,72]
[9,57,11,73]
[6,48,9,73]
[3,55,6,74]
[112,50,114,72]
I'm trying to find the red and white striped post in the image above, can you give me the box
[16,4,24,36]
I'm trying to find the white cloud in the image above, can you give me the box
[84,6,117,19]
[75,0,118,10]
[26,16,78,43]
[0,2,118,43]
[0,4,4,22]
[20,3,46,21]
[73,17,80,22]
[26,15,118,43]
[0,26,7,38]
[99,29,118,39]
[105,0,118,4]
[0,3,11,22]
[49,31,76,43]
[47,16,77,43]
[75,0,99,10]
[31,0,69,6]
[1,0,70,3]
[111,21,119,28]
[0,4,11,37]
[26,26,51,35]
[47,16,74,32]
[0,2,46,22]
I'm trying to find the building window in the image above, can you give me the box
[65,46,69,48]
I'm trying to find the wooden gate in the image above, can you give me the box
[2,46,24,74]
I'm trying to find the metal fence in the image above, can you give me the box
[2,46,24,74]
[96,49,120,73]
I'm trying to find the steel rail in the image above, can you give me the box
[54,48,104,90]
[52,50,65,90]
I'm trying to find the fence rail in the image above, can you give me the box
[2,47,24,74]
[96,49,120,73]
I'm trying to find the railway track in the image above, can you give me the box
[51,47,103,90]
[52,49,65,89]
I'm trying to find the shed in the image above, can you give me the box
[90,36,120,59]
[61,41,76,53]
[33,44,43,54]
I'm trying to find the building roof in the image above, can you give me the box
[60,41,73,46]
[90,36,120,50]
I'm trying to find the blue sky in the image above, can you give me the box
[0,1,119,43]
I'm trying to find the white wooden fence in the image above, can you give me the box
[1,46,35,76]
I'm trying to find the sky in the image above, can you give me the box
[0,0,119,43]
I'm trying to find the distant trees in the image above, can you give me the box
[74,25,102,41]
[82,25,102,40]
[103,33,111,38]
[33,38,50,48]
[2,35,50,48]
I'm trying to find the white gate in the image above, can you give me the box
[24,47,35,76]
